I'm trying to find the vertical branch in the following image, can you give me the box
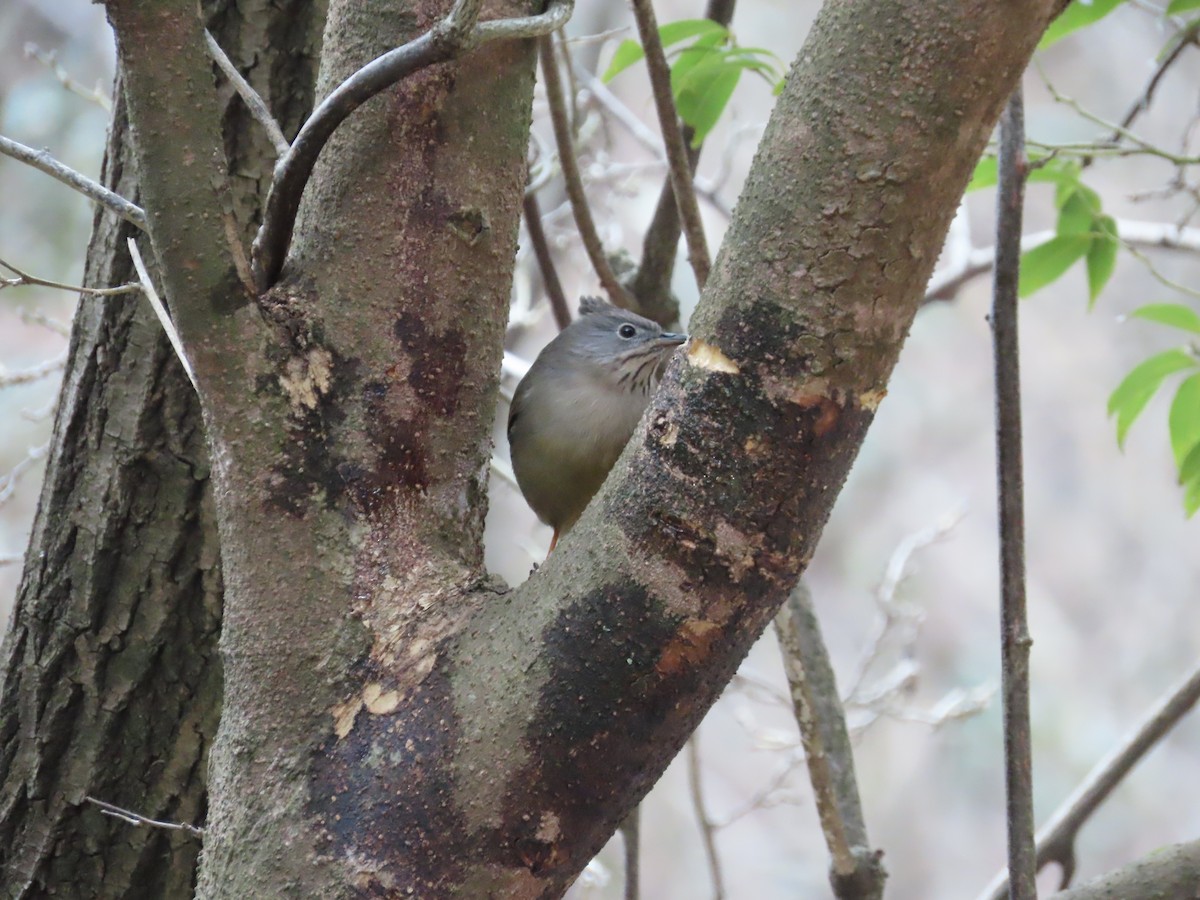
[628,0,712,289]
[538,34,636,309]
[686,736,726,900]
[993,86,1037,900]
[774,583,886,900]
[522,192,572,330]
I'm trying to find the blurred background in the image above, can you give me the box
[2,1,1198,897]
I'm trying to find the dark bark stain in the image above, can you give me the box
[310,664,468,896]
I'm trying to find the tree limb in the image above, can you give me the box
[0,134,146,230]
[204,29,291,157]
[1053,839,1200,900]
[774,583,885,900]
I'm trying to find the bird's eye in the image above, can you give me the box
[618,323,637,339]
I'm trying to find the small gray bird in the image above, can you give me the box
[508,297,687,551]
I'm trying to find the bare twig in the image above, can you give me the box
[0,354,67,389]
[539,34,635,310]
[522,193,571,330]
[252,0,574,290]
[1111,21,1200,142]
[204,30,290,157]
[23,43,112,112]
[628,0,710,290]
[128,238,199,393]
[84,796,205,838]
[1,256,141,298]
[992,87,1036,900]
[0,444,49,507]
[0,554,21,567]
[686,736,726,900]
[980,659,1200,900]
[619,808,639,900]
[774,583,886,900]
[0,135,146,230]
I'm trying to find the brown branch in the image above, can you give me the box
[23,43,112,111]
[630,0,735,327]
[522,192,571,330]
[1112,20,1200,140]
[980,659,1200,900]
[203,30,290,157]
[992,86,1036,900]
[0,134,146,230]
[628,0,711,290]
[687,736,726,900]
[0,256,140,297]
[774,583,886,900]
[619,809,639,900]
[538,33,636,310]
[252,0,574,290]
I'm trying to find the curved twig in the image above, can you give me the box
[522,193,571,330]
[686,736,726,900]
[0,134,146,230]
[251,0,574,290]
[628,0,711,290]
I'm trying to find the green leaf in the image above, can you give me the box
[602,39,647,82]
[1168,373,1200,466]
[1184,477,1200,518]
[675,56,743,146]
[1040,0,1128,49]
[1179,440,1200,488]
[668,32,728,89]
[1166,0,1200,12]
[1107,348,1198,447]
[658,19,728,48]
[1056,188,1096,236]
[1086,216,1119,306]
[1131,303,1200,335]
[1018,234,1092,297]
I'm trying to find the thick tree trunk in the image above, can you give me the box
[0,2,323,896]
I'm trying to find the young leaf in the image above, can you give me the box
[1184,477,1200,518]
[1056,188,1095,236]
[1039,0,1128,49]
[1018,234,1091,297]
[1168,372,1200,466]
[968,156,998,192]
[603,40,647,82]
[1130,303,1200,335]
[1107,348,1197,448]
[1085,216,1119,305]
[674,55,742,146]
[1166,0,1200,12]
[657,19,728,48]
[1179,441,1200,488]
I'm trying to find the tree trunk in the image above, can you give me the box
[0,2,324,895]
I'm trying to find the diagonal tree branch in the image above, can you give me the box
[204,30,291,157]
[0,134,146,230]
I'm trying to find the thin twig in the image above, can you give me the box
[0,256,141,297]
[522,193,571,330]
[628,0,710,290]
[774,583,886,900]
[686,735,726,900]
[23,43,112,112]
[128,238,199,393]
[251,0,574,290]
[1111,21,1200,141]
[0,444,49,506]
[619,808,640,900]
[0,354,67,389]
[539,34,635,309]
[980,659,1200,900]
[84,796,205,838]
[0,135,146,230]
[993,87,1036,900]
[204,30,290,157]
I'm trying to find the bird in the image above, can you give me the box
[507,297,687,551]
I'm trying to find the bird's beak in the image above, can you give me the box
[659,332,687,346]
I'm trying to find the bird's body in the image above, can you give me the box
[508,298,686,548]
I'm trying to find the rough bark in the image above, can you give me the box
[1057,839,1200,900]
[0,2,323,896]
